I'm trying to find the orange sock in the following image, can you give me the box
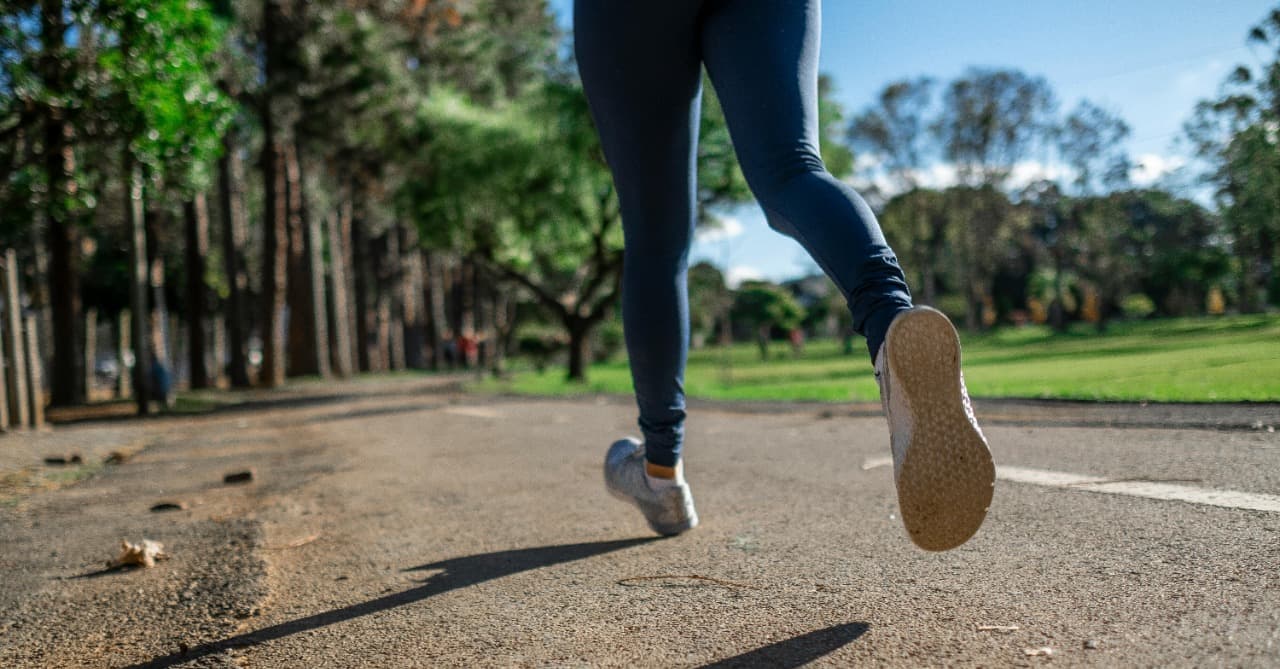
[645,462,677,479]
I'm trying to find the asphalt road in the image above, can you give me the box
[1,377,1277,667]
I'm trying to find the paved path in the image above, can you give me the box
[1,377,1277,667]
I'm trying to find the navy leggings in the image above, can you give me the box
[575,0,913,467]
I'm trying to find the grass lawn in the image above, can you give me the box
[479,314,1280,403]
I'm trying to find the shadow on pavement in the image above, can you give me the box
[123,537,656,669]
[49,377,467,426]
[698,622,871,668]
[66,564,143,579]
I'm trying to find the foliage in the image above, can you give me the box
[730,280,806,359]
[96,0,233,192]
[848,77,935,190]
[688,261,731,345]
[933,67,1056,188]
[486,314,1280,403]
[1184,8,1280,309]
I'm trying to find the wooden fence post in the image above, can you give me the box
[0,319,9,432]
[117,310,132,398]
[83,307,97,402]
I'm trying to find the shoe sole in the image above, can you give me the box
[885,307,995,551]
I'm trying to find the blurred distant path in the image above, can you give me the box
[1,377,1276,667]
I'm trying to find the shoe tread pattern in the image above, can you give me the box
[887,308,995,551]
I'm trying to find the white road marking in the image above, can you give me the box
[443,406,503,419]
[861,460,1280,513]
[861,456,893,471]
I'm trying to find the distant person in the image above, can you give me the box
[577,0,995,550]
[788,327,805,357]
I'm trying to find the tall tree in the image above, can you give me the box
[1057,100,1131,196]
[849,77,936,192]
[32,0,84,406]
[1044,100,1132,328]
[934,68,1056,188]
[934,68,1055,327]
[183,194,211,388]
[1185,9,1280,310]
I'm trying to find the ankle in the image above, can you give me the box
[645,460,684,490]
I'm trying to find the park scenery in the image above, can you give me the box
[1,1,1278,667]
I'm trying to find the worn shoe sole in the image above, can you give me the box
[885,307,995,551]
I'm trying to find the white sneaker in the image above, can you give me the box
[875,306,995,551]
[604,438,698,536]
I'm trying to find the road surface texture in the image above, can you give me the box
[1,376,1277,667]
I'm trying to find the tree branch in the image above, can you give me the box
[475,253,568,321]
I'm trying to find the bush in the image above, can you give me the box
[593,319,625,362]
[1121,293,1156,319]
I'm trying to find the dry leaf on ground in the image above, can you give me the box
[110,539,169,568]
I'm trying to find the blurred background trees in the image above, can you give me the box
[0,1,1276,411]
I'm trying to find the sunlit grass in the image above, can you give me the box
[479,314,1280,403]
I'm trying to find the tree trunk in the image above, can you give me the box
[921,260,937,307]
[259,0,289,388]
[473,261,490,371]
[260,134,288,387]
[566,321,591,382]
[1050,254,1067,332]
[211,314,226,387]
[756,325,770,361]
[326,197,354,378]
[400,226,426,369]
[45,122,81,406]
[373,234,392,373]
[352,207,373,372]
[386,227,406,371]
[184,195,211,389]
[490,287,511,375]
[24,315,45,429]
[32,221,53,377]
[218,134,251,388]
[125,160,150,414]
[3,249,30,426]
[285,141,328,377]
[424,250,447,370]
[146,207,173,406]
[303,158,330,378]
[41,0,82,407]
[964,279,981,331]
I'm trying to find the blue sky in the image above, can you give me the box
[548,0,1275,283]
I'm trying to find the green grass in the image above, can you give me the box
[479,314,1280,403]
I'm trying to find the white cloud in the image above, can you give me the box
[725,265,764,288]
[695,215,745,244]
[866,160,1071,197]
[1131,153,1187,186]
[1008,160,1072,188]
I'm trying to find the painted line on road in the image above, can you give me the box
[443,406,503,419]
[998,466,1280,513]
[860,459,1280,513]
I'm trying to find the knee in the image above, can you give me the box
[743,150,828,210]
